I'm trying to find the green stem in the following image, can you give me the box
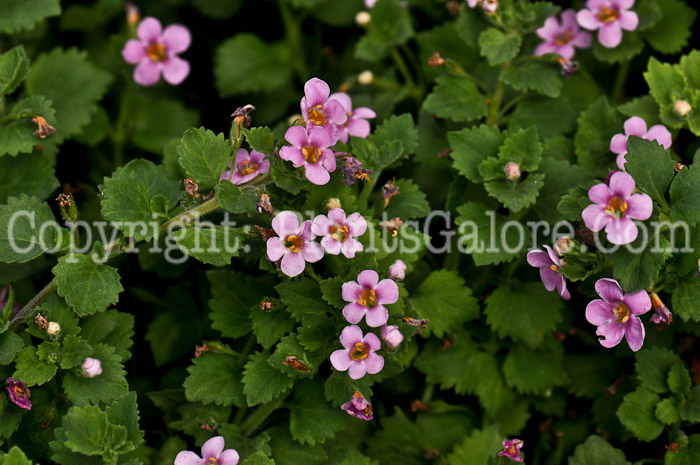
[611,59,631,103]
[421,383,434,404]
[280,0,307,83]
[240,392,289,437]
[112,82,134,168]
[486,63,509,127]
[160,196,221,232]
[9,281,58,329]
[305,267,322,283]
[391,49,417,93]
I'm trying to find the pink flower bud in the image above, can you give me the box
[388,260,407,281]
[504,162,521,181]
[81,358,103,378]
[674,100,691,117]
[381,324,404,349]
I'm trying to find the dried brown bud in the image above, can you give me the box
[446,1,463,15]
[231,104,256,130]
[666,443,680,454]
[194,345,210,358]
[254,225,277,242]
[382,181,400,207]
[425,449,440,460]
[410,399,430,412]
[428,52,446,68]
[56,193,72,208]
[260,300,272,311]
[200,423,213,432]
[554,236,573,255]
[256,193,274,218]
[32,116,56,139]
[402,317,429,333]
[184,178,199,197]
[283,356,309,372]
[437,148,452,159]
[380,217,403,237]
[126,2,140,25]
[35,313,48,329]
[675,163,685,172]
[439,338,452,351]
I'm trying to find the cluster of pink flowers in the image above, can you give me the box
[280,78,375,185]
[176,436,239,465]
[610,116,672,170]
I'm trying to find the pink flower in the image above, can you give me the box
[341,270,399,327]
[5,378,31,411]
[175,436,239,465]
[121,17,191,86]
[526,245,570,300]
[582,171,652,245]
[300,78,347,139]
[387,259,407,281]
[311,208,367,258]
[585,278,651,351]
[380,324,403,349]
[279,126,337,185]
[330,325,384,380]
[81,358,103,378]
[610,117,672,170]
[498,439,524,462]
[328,92,376,144]
[341,391,373,420]
[535,10,592,59]
[266,211,324,277]
[219,149,270,185]
[466,0,480,7]
[576,0,639,48]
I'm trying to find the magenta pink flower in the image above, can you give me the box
[301,78,347,139]
[610,117,672,170]
[5,378,31,410]
[219,149,270,185]
[526,245,570,300]
[311,208,367,258]
[535,10,592,59]
[380,324,403,349]
[341,391,373,420]
[266,211,324,277]
[582,171,652,245]
[498,439,524,462]
[175,436,239,465]
[576,0,639,48]
[341,270,399,327]
[330,325,384,380]
[280,126,337,185]
[121,17,191,86]
[586,278,651,351]
[328,92,376,144]
[465,0,479,7]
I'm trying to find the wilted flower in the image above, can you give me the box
[428,52,446,68]
[526,245,570,300]
[47,321,61,336]
[231,104,256,131]
[5,378,31,410]
[535,9,592,59]
[34,313,48,329]
[610,117,672,170]
[342,270,399,327]
[482,0,498,14]
[328,92,376,144]
[184,178,199,197]
[582,171,652,245]
[382,181,400,207]
[387,259,407,281]
[175,436,239,465]
[380,217,403,237]
[219,149,270,185]
[576,0,639,48]
[266,211,324,277]
[381,324,404,349]
[341,156,372,186]
[300,77,347,139]
[121,17,191,86]
[498,439,524,462]
[311,208,367,258]
[554,236,573,255]
[341,391,373,420]
[81,358,103,378]
[280,126,337,185]
[586,278,651,351]
[649,292,673,326]
[402,317,429,332]
[674,100,692,117]
[32,116,56,139]
[558,57,580,77]
[330,325,384,380]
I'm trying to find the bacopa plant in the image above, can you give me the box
[1,0,700,464]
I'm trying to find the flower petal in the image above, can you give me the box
[618,10,639,31]
[218,449,240,465]
[645,124,672,149]
[624,116,648,137]
[588,183,613,204]
[561,9,579,30]
[543,244,560,265]
[122,40,145,64]
[540,268,559,291]
[330,349,352,371]
[134,59,161,86]
[353,107,376,119]
[339,324,364,348]
[279,146,305,167]
[304,162,331,185]
[280,252,305,277]
[527,249,553,268]
[327,208,346,225]
[342,281,363,302]
[598,22,622,48]
[321,236,342,255]
[328,92,352,112]
[536,17,560,41]
[626,193,653,221]
[347,118,372,139]
[616,153,628,171]
[557,276,571,300]
[301,241,324,263]
[162,56,190,85]
[582,204,611,232]
[346,212,367,237]
[324,100,349,125]
[137,17,162,42]
[308,127,335,149]
[201,436,225,461]
[597,321,625,348]
[375,279,399,304]
[595,278,624,303]
[586,299,613,325]
[624,317,645,352]
[576,9,601,30]
[304,78,331,107]
[284,126,309,148]
[348,361,367,380]
[357,270,379,289]
[343,302,367,325]
[365,305,389,328]
[271,211,300,237]
[605,217,638,245]
[266,237,286,262]
[363,353,384,375]
[340,238,363,258]
[364,332,382,351]
[609,171,636,199]
[610,133,628,155]
[162,24,191,54]
[175,451,202,465]
[572,31,592,48]
[623,290,652,315]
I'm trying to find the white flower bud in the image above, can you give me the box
[46,321,61,336]
[355,11,371,27]
[326,198,342,211]
[387,260,407,281]
[358,71,374,85]
[81,358,103,378]
[554,236,573,256]
[674,100,691,117]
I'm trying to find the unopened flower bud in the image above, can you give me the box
[674,100,691,117]
[355,11,371,26]
[554,236,573,256]
[288,113,303,126]
[81,358,103,378]
[504,162,521,181]
[482,0,498,14]
[428,52,446,68]
[358,70,374,85]
[34,313,48,329]
[381,324,404,349]
[46,322,61,336]
[388,260,407,281]
[326,198,342,211]
[126,2,140,26]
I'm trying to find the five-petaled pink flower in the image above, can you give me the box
[175,436,239,465]
[582,171,652,245]
[610,117,672,170]
[266,211,324,277]
[526,245,570,300]
[330,325,384,380]
[498,439,524,462]
[585,278,651,351]
[121,17,191,86]
[301,78,347,139]
[6,378,31,410]
[341,270,399,327]
[220,149,270,185]
[280,126,337,185]
[341,391,373,421]
[328,92,376,144]
[535,9,592,59]
[576,0,639,48]
[311,208,367,258]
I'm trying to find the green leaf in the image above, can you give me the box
[216,182,261,216]
[503,344,567,394]
[319,277,345,309]
[447,426,503,465]
[175,225,242,266]
[668,362,692,395]
[0,0,60,33]
[485,282,563,348]
[191,0,244,18]
[12,346,57,386]
[0,195,60,263]
[61,404,125,456]
[508,97,578,138]
[495,126,542,173]
[681,387,700,422]
[0,152,59,203]
[0,331,23,365]
[617,95,662,125]
[670,152,700,226]
[214,34,292,96]
[455,6,483,47]
[337,449,378,465]
[208,270,267,339]
[243,126,276,156]
[25,48,111,144]
[592,33,644,63]
[608,235,667,293]
[268,425,327,465]
[448,125,504,183]
[635,347,680,394]
[117,159,183,208]
[384,179,431,219]
[183,353,244,407]
[251,305,295,349]
[567,435,631,465]
[484,174,545,212]
[269,334,320,378]
[276,278,332,321]
[0,46,29,96]
[0,96,56,157]
[80,309,134,362]
[105,392,144,453]
[177,127,232,190]
[644,57,687,130]
[625,136,675,208]
[130,94,199,154]
[478,28,521,66]
[645,0,697,54]
[242,351,293,406]
[655,398,680,425]
[617,388,664,442]
[534,158,594,222]
[354,113,418,172]
[410,270,479,337]
[422,75,488,123]
[62,343,128,404]
[52,254,123,316]
[557,183,595,221]
[240,451,275,465]
[0,446,34,465]
[671,275,700,323]
[664,434,700,465]
[289,379,346,446]
[145,292,204,366]
[60,335,93,369]
[575,96,622,170]
[355,0,413,61]
[501,61,562,97]
[565,353,616,399]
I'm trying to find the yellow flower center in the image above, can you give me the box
[342,111,352,127]
[207,458,219,465]
[284,235,304,253]
[549,264,559,272]
[308,105,326,126]
[613,302,630,323]
[13,386,25,398]
[351,342,370,360]
[357,289,377,308]
[605,196,628,218]
[237,160,258,176]
[146,43,167,62]
[598,5,619,23]
[330,225,349,242]
[554,30,573,46]
[509,446,516,454]
[302,146,321,164]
